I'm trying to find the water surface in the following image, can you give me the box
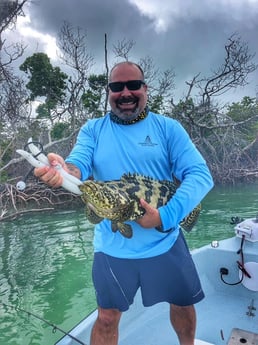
[0,183,257,345]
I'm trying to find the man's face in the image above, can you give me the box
[108,64,148,120]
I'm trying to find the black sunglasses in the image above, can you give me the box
[108,80,145,92]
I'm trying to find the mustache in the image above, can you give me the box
[116,96,138,105]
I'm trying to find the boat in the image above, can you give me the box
[55,217,258,345]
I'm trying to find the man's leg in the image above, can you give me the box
[170,304,196,345]
[90,307,122,345]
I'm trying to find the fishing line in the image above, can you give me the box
[2,302,87,345]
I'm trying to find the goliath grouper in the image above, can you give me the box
[79,173,201,239]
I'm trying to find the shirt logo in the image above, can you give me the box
[139,135,158,147]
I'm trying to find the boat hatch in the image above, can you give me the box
[235,218,258,242]
[228,328,258,345]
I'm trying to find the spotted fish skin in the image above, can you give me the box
[79,173,201,238]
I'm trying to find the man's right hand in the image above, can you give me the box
[34,153,67,188]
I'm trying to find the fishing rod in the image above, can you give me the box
[2,302,87,345]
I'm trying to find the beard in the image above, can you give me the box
[113,96,142,120]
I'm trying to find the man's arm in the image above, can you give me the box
[66,163,81,179]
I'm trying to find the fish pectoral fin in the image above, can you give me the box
[119,223,133,238]
[111,221,133,239]
[85,207,103,224]
[111,221,119,232]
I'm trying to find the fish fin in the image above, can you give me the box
[180,203,202,232]
[119,223,133,238]
[111,221,133,238]
[111,221,119,232]
[85,207,103,224]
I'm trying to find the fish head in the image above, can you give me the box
[79,180,131,220]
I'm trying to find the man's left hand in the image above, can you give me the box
[136,198,162,228]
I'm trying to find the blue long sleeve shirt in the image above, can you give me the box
[66,110,214,258]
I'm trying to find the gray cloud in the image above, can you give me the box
[10,0,258,102]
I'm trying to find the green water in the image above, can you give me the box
[0,183,257,345]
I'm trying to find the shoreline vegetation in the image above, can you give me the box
[1,131,257,222]
[0,171,257,223]
[1,3,257,221]
[0,179,84,222]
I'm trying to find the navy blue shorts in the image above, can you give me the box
[92,231,204,311]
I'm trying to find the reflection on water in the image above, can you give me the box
[0,183,257,344]
[0,211,96,345]
[185,182,258,249]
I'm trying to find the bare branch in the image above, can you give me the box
[104,33,109,113]
[201,34,257,103]
[0,0,28,37]
[57,21,95,128]
[112,38,135,61]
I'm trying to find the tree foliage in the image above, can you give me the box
[227,96,258,140]
[20,52,67,100]
[168,34,258,183]
[81,74,108,118]
[50,122,71,140]
[20,52,68,123]
[0,9,257,184]
[0,0,32,178]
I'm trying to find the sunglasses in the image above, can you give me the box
[108,80,145,92]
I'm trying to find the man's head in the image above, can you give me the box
[108,61,148,121]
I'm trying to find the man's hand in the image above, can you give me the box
[34,153,67,188]
[136,198,162,228]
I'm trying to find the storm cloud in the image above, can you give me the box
[5,0,258,102]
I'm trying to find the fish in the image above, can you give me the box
[79,173,201,238]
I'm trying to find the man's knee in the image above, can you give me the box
[170,304,196,330]
[97,307,122,329]
[171,304,196,315]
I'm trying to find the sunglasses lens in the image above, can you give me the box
[109,80,144,92]
[109,82,124,92]
[126,80,144,90]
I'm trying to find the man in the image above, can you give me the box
[35,61,214,345]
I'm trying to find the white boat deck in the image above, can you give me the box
[56,235,258,345]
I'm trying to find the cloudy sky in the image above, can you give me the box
[4,0,258,103]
